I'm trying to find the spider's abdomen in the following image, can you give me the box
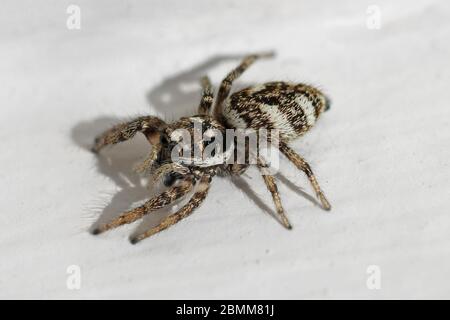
[222,82,330,141]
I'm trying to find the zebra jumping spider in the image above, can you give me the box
[91,52,331,244]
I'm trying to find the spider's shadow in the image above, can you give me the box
[230,171,320,228]
[71,54,320,240]
[147,53,250,120]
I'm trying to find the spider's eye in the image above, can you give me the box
[163,172,184,187]
[160,135,170,145]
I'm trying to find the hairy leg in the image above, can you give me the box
[130,174,211,244]
[133,143,161,174]
[214,52,274,115]
[198,76,214,115]
[92,116,166,153]
[257,159,292,229]
[279,142,331,210]
[92,176,194,234]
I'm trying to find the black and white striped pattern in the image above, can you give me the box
[222,82,328,141]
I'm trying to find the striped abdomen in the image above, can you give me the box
[221,82,330,141]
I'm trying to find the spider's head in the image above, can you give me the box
[142,116,224,187]
[158,116,229,168]
[146,116,226,186]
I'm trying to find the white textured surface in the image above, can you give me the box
[1,0,449,299]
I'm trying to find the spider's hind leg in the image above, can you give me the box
[279,143,331,210]
[92,116,166,153]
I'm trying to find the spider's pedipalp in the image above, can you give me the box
[92,116,166,153]
[130,174,211,244]
[133,143,162,174]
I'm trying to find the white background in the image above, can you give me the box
[1,0,449,299]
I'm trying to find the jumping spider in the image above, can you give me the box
[91,52,331,244]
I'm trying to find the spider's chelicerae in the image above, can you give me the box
[91,52,331,244]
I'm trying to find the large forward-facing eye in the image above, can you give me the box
[163,172,184,187]
[160,134,170,145]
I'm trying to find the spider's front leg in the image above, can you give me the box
[91,116,166,153]
[198,76,214,115]
[92,175,194,235]
[130,174,211,244]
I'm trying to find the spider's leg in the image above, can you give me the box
[257,161,292,229]
[214,52,274,115]
[198,76,214,115]
[92,176,194,234]
[130,174,211,244]
[92,116,166,153]
[133,143,161,173]
[279,142,331,210]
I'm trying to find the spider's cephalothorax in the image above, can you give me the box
[91,53,332,244]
